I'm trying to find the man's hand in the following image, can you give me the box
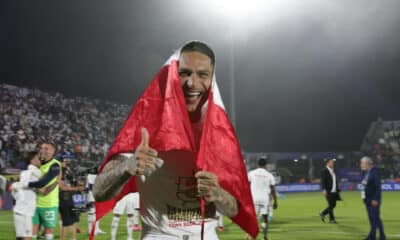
[322,190,327,197]
[92,128,163,202]
[133,128,160,176]
[195,171,222,202]
[195,171,238,217]
[371,200,379,207]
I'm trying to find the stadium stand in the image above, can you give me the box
[0,84,129,170]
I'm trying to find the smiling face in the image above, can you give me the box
[39,143,56,161]
[178,51,213,118]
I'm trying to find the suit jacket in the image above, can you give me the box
[363,167,382,203]
[321,167,340,194]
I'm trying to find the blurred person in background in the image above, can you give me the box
[110,192,141,240]
[11,151,42,240]
[248,156,278,240]
[360,156,386,240]
[58,155,85,240]
[85,166,106,235]
[26,142,61,240]
[320,158,341,224]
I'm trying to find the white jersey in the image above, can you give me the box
[248,168,275,204]
[135,150,218,240]
[13,165,42,216]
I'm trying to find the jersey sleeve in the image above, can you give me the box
[28,163,60,188]
[19,171,31,188]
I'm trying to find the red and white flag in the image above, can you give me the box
[92,43,259,239]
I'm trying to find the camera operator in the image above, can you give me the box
[59,156,84,240]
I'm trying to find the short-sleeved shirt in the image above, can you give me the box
[248,168,275,204]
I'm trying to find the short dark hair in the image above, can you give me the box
[24,151,38,165]
[258,156,268,167]
[41,141,57,152]
[181,41,215,66]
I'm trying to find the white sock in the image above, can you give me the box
[87,213,96,233]
[261,222,267,229]
[133,209,140,225]
[218,215,224,227]
[45,233,54,240]
[96,221,102,232]
[111,217,120,240]
[127,216,134,239]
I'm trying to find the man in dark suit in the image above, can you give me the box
[320,158,341,224]
[361,156,386,240]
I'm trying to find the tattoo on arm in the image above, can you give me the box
[93,154,135,202]
[214,188,239,217]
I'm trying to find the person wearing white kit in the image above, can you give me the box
[111,192,141,240]
[11,152,42,240]
[248,157,278,240]
[86,167,106,235]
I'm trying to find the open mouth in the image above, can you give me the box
[184,91,202,102]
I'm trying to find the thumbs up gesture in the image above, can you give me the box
[133,128,162,176]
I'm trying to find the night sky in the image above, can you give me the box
[1,0,400,152]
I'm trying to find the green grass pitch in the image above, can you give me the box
[0,192,399,240]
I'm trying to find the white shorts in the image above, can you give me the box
[113,193,140,215]
[13,212,33,237]
[254,198,271,216]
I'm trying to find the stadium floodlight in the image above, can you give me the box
[209,0,265,20]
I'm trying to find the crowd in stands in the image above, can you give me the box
[1,84,399,182]
[361,119,400,180]
[0,84,130,170]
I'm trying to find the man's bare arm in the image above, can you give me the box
[196,171,238,217]
[92,154,135,202]
[93,128,161,202]
[214,187,239,217]
[271,185,278,209]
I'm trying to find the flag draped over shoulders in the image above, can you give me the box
[93,42,259,239]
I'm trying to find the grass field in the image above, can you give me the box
[1,192,399,240]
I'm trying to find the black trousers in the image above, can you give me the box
[321,192,339,221]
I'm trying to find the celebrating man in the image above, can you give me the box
[93,41,258,240]
[27,142,61,240]
[11,151,42,240]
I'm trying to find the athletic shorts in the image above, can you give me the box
[113,193,139,215]
[13,212,33,237]
[32,207,58,228]
[59,200,79,227]
[254,198,271,216]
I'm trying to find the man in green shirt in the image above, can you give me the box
[27,142,61,240]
